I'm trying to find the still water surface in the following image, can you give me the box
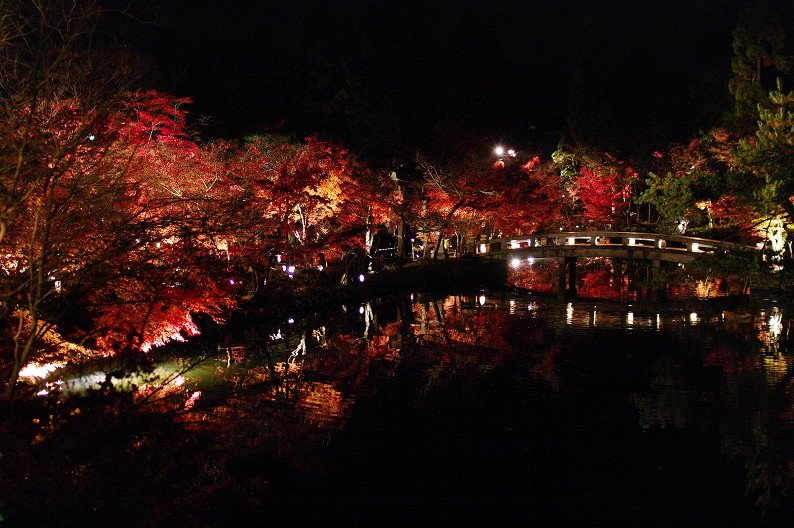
[171,290,794,526]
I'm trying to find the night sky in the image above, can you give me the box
[117,0,794,161]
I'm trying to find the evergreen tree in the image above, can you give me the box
[728,0,790,131]
[731,80,794,221]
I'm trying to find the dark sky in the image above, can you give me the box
[118,0,794,161]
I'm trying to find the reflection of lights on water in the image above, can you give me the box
[656,314,661,329]
[511,258,521,268]
[509,299,516,313]
[527,302,536,311]
[593,309,597,326]
[479,295,486,306]
[627,312,634,325]
[769,308,783,340]
[690,312,698,323]
[566,303,573,324]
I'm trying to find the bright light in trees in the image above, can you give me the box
[494,146,504,157]
[511,258,521,267]
[19,362,65,379]
[358,274,365,282]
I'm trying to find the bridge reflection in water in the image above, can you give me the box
[476,231,758,298]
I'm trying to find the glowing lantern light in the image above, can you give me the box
[511,258,521,268]
[358,274,365,283]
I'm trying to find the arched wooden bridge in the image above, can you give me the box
[475,231,759,297]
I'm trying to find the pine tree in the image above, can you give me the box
[732,80,794,221]
[728,1,790,131]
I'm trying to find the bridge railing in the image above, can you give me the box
[476,231,758,255]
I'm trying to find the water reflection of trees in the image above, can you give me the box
[183,293,794,521]
[632,308,794,518]
[189,294,540,473]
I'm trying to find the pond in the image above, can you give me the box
[142,288,794,526]
[16,286,794,526]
